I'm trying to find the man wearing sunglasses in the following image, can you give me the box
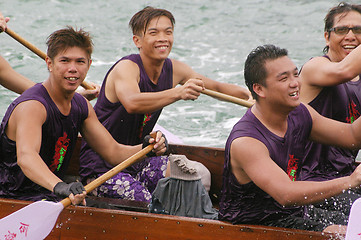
[299,2,361,224]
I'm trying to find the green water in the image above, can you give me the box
[0,0,346,147]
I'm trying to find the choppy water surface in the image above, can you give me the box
[0,0,348,147]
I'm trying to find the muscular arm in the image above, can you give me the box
[9,100,87,204]
[81,101,142,164]
[105,60,204,114]
[299,45,361,103]
[80,101,167,165]
[172,59,252,100]
[231,137,361,207]
[307,105,361,150]
[7,101,62,191]
[0,56,35,94]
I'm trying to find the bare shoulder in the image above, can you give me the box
[171,58,194,73]
[299,57,331,102]
[11,101,46,127]
[304,103,319,121]
[300,57,329,79]
[105,59,141,102]
[108,59,140,82]
[230,137,270,184]
[170,58,186,67]
[302,56,330,70]
[171,58,195,85]
[6,100,46,140]
[231,137,269,168]
[13,100,46,118]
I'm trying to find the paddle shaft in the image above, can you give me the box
[4,28,94,90]
[202,88,253,108]
[60,144,154,207]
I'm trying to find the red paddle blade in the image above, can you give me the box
[0,200,64,239]
[345,197,361,240]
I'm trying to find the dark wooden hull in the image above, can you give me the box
[0,137,343,239]
[0,198,339,240]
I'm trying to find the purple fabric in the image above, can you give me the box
[0,83,88,201]
[79,54,173,179]
[300,69,361,181]
[87,156,168,202]
[219,104,312,224]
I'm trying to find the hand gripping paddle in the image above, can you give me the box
[0,144,153,239]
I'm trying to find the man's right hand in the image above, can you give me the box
[179,78,205,100]
[53,181,86,205]
[0,12,9,33]
[142,131,168,157]
[350,164,361,189]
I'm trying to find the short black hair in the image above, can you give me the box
[323,2,361,53]
[244,44,288,100]
[129,6,175,36]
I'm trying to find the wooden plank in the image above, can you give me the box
[0,198,340,240]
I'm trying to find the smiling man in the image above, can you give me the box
[299,2,361,181]
[298,2,361,223]
[0,11,100,100]
[219,44,361,233]
[0,26,167,205]
[79,6,251,202]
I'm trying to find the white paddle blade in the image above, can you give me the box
[0,201,63,239]
[345,198,361,240]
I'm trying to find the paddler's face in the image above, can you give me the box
[134,16,174,60]
[46,46,91,92]
[258,56,300,110]
[325,10,361,62]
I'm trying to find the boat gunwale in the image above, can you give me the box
[0,198,341,240]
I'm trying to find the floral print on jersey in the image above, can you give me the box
[139,113,152,138]
[49,132,70,172]
[287,154,299,181]
[346,101,360,123]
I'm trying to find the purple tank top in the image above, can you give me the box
[79,54,173,179]
[218,104,312,224]
[300,56,361,181]
[0,83,88,201]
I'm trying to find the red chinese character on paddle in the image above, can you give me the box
[4,231,17,240]
[19,222,29,237]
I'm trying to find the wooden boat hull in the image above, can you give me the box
[0,138,344,239]
[0,198,338,240]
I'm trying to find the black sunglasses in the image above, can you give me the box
[329,26,361,35]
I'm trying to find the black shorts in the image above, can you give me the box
[306,189,361,226]
[263,190,361,231]
[262,211,326,232]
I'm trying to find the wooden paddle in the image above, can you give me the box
[190,77,254,108]
[4,28,254,107]
[4,27,94,90]
[202,88,253,108]
[0,144,153,239]
[345,197,361,240]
